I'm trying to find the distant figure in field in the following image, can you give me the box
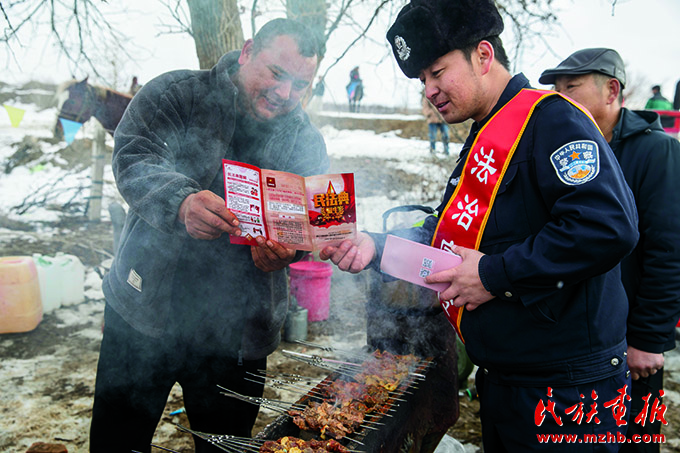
[308,76,325,112]
[645,85,672,110]
[129,76,142,96]
[422,92,449,155]
[346,66,364,113]
[645,85,674,128]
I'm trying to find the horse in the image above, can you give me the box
[54,77,133,139]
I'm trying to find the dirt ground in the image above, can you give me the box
[1,125,680,452]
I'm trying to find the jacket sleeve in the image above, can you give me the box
[481,99,639,304]
[112,74,202,235]
[626,133,680,352]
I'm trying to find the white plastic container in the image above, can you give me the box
[55,253,85,306]
[32,253,85,312]
[0,256,43,333]
[33,254,62,313]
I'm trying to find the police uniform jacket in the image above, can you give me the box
[610,108,680,354]
[104,51,329,360]
[371,74,638,386]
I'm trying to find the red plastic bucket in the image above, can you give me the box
[289,260,333,321]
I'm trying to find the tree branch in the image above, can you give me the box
[320,0,389,80]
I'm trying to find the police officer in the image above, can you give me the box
[321,0,639,451]
[541,48,680,453]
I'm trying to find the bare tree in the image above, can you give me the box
[285,0,327,57]
[1,0,612,87]
[0,0,133,81]
[186,0,244,69]
[159,0,244,69]
[496,0,562,70]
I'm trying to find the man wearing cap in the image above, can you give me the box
[321,0,639,451]
[541,48,680,453]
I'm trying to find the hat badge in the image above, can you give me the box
[394,35,411,61]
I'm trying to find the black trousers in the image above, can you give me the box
[90,304,266,453]
[619,370,665,453]
[476,367,632,452]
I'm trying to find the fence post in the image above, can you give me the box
[88,122,106,222]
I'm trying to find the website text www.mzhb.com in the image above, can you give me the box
[537,432,666,445]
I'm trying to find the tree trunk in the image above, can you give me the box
[286,0,327,59]
[187,0,245,69]
[286,0,327,107]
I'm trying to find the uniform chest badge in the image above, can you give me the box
[550,140,600,185]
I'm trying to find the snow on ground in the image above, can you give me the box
[0,105,120,225]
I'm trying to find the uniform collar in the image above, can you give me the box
[464,73,532,150]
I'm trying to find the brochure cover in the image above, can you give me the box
[223,159,356,251]
[380,235,462,292]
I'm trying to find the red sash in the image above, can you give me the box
[431,89,566,343]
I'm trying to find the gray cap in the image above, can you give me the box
[539,48,626,88]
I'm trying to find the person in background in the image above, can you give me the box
[541,47,680,453]
[673,79,680,110]
[421,91,449,155]
[129,76,142,96]
[321,0,639,451]
[346,66,364,112]
[645,85,672,110]
[89,18,328,453]
[645,85,674,128]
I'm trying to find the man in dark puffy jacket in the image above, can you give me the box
[541,47,680,453]
[90,18,328,452]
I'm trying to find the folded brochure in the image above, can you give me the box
[380,235,462,292]
[223,159,356,251]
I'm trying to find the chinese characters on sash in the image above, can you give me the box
[431,90,561,342]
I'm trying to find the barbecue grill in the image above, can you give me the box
[190,205,461,453]
[253,205,461,453]
[254,342,457,453]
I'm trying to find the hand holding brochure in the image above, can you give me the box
[380,235,462,292]
[223,159,356,251]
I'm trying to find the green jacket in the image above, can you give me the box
[645,93,673,110]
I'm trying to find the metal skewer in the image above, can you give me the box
[218,386,307,414]
[293,340,372,362]
[150,446,181,453]
[176,425,261,452]
[178,423,367,453]
[254,369,322,383]
[283,350,429,380]
[245,372,316,395]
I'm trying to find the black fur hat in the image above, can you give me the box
[386,0,504,79]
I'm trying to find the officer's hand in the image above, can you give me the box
[627,345,664,380]
[319,232,375,274]
[425,245,493,311]
[251,237,296,272]
[178,191,241,240]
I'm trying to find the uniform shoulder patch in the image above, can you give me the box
[550,140,600,185]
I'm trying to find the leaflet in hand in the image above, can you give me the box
[223,159,356,251]
[380,235,462,291]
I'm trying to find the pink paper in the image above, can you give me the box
[380,235,462,292]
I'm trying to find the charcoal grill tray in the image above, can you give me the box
[256,357,433,452]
